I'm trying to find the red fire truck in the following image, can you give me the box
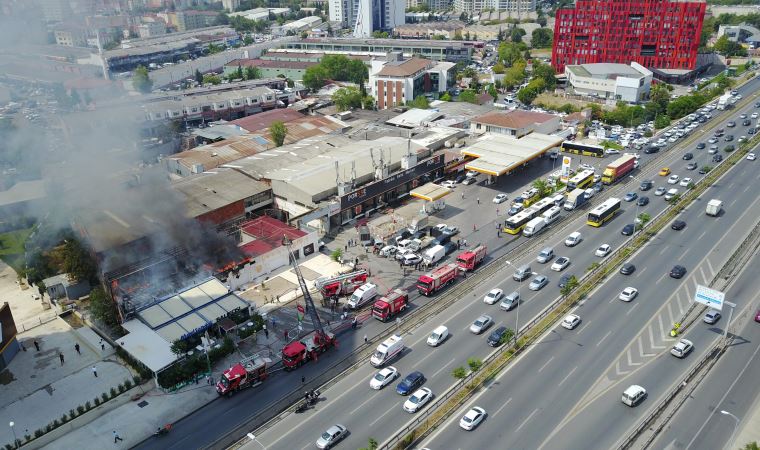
[216,354,271,396]
[282,330,337,370]
[372,289,409,322]
[456,244,487,271]
[417,263,460,296]
[316,270,369,298]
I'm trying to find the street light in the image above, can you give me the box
[720,410,740,449]
[628,174,644,235]
[505,261,531,344]
[247,433,265,449]
[9,422,17,449]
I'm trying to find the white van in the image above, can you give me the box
[541,206,561,225]
[552,193,566,206]
[523,217,546,237]
[347,283,378,309]
[622,385,647,407]
[423,245,446,265]
[397,239,412,251]
[427,325,449,347]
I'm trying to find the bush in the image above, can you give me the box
[52,419,59,428]
[110,387,118,398]
[467,357,483,372]
[94,397,101,406]
[35,429,44,438]
[330,248,343,262]
[69,408,76,418]
[124,379,133,390]
[133,374,142,385]
[101,393,109,402]
[76,405,85,414]
[586,262,600,273]
[118,383,126,393]
[452,366,468,379]
[61,413,68,423]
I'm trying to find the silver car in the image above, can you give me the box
[470,315,493,334]
[316,424,347,449]
[499,291,520,311]
[529,275,548,291]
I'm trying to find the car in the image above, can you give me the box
[709,145,719,154]
[470,315,493,334]
[427,326,449,346]
[487,326,510,347]
[454,174,467,184]
[462,177,477,185]
[465,170,479,178]
[433,223,447,233]
[605,148,620,155]
[621,224,635,236]
[537,247,554,263]
[622,385,647,407]
[379,245,398,257]
[659,167,671,176]
[316,424,348,449]
[619,287,638,302]
[370,366,399,389]
[620,263,636,275]
[396,371,426,395]
[595,244,611,257]
[703,310,721,324]
[669,265,686,278]
[459,406,486,430]
[686,162,698,170]
[508,204,523,216]
[483,288,504,305]
[753,113,759,119]
[565,231,583,247]
[441,180,456,189]
[679,177,692,187]
[748,153,757,161]
[636,196,649,206]
[682,153,693,160]
[395,248,415,261]
[654,186,667,196]
[639,180,653,191]
[403,387,433,413]
[623,192,638,202]
[707,137,718,144]
[402,254,422,266]
[696,143,706,149]
[671,220,686,230]
[713,154,724,163]
[698,166,709,174]
[742,119,752,127]
[551,256,570,271]
[499,291,520,311]
[738,136,747,143]
[665,188,679,200]
[726,121,736,128]
[667,174,680,184]
[580,163,594,171]
[724,134,734,141]
[443,226,459,236]
[670,339,694,358]
[493,193,508,204]
[561,314,581,330]
[529,275,548,291]
[754,309,760,323]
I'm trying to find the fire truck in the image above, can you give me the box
[315,269,369,298]
[417,263,460,296]
[216,354,271,396]
[372,289,409,322]
[456,244,487,271]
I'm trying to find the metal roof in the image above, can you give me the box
[462,133,564,177]
[410,183,453,202]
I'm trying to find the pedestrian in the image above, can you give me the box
[473,224,477,232]
[355,257,359,266]
[461,192,465,199]
[263,324,269,339]
[113,430,123,443]
[497,230,501,238]
[351,317,357,329]
[364,335,368,344]
[284,330,288,340]
[59,352,64,365]
[206,375,211,385]
[301,376,306,385]
[34,340,40,352]
[271,316,276,328]
[477,197,480,204]
[92,366,98,377]
[344,244,348,251]
[74,343,80,355]
[496,208,499,216]
[276,294,280,303]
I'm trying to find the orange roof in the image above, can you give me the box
[376,58,432,77]
[473,110,558,130]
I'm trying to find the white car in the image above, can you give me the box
[395,248,415,260]
[459,406,486,430]
[667,174,680,184]
[551,256,570,272]
[470,315,493,334]
[565,231,583,247]
[379,245,398,257]
[403,387,433,413]
[605,149,620,155]
[752,113,759,119]
[595,244,611,257]
[561,314,581,330]
[679,177,692,187]
[619,287,638,302]
[370,366,399,389]
[427,325,449,347]
[665,188,679,201]
[441,180,456,189]
[483,288,504,305]
[434,223,447,232]
[748,153,756,161]
[316,424,348,449]
[579,163,594,171]
[670,339,694,358]
[493,194,508,204]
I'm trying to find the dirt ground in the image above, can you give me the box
[535,91,614,111]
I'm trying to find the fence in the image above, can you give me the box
[17,310,59,332]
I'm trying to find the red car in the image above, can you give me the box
[755,309,760,323]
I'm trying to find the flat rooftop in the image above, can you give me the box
[463,133,564,176]
[567,63,646,79]
[171,168,270,218]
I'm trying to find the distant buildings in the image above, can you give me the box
[393,21,465,39]
[329,0,405,37]
[270,16,323,37]
[552,0,706,73]
[286,38,482,62]
[221,0,240,12]
[470,110,560,138]
[174,10,219,31]
[453,0,534,15]
[565,62,653,103]
[369,53,455,109]
[718,24,760,49]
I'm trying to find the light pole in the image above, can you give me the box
[628,174,644,235]
[9,422,17,449]
[505,261,528,344]
[247,433,266,449]
[720,410,740,449]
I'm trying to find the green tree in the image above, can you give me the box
[453,30,463,40]
[532,60,557,90]
[741,442,759,450]
[236,65,244,80]
[358,437,379,450]
[37,280,46,298]
[510,27,525,43]
[332,86,364,111]
[537,16,547,27]
[57,238,96,283]
[70,88,81,106]
[458,89,478,104]
[408,95,431,109]
[303,65,329,91]
[452,366,467,379]
[517,78,545,104]
[132,65,153,93]
[245,66,261,80]
[440,92,452,101]
[492,62,506,74]
[88,286,120,328]
[531,28,553,48]
[560,276,579,296]
[531,179,551,197]
[270,121,287,147]
[467,357,483,372]
[202,74,222,85]
[243,35,254,45]
[713,35,748,57]
[487,84,498,101]
[654,114,671,129]
[502,60,527,90]
[498,41,524,67]
[195,69,203,84]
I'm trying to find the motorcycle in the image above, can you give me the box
[154,424,172,436]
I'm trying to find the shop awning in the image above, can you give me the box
[410,183,453,201]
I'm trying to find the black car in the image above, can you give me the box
[755,102,760,108]
[620,263,636,275]
[396,371,425,395]
[742,119,752,127]
[637,196,649,206]
[671,220,686,230]
[696,143,706,150]
[749,127,757,135]
[726,121,736,128]
[725,145,735,152]
[621,224,635,236]
[698,166,709,174]
[558,273,574,288]
[644,146,659,154]
[640,180,653,191]
[724,135,733,142]
[487,326,510,347]
[713,154,723,163]
[454,174,467,183]
[670,265,687,279]
[682,153,693,160]
[686,162,698,170]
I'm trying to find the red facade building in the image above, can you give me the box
[551,0,706,73]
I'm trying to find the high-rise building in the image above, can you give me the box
[453,0,533,14]
[551,0,706,73]
[329,0,404,37]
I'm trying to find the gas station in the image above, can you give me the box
[460,133,564,182]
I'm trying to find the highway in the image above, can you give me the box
[239,83,760,449]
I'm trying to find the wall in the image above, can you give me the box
[196,200,245,225]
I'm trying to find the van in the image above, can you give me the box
[565,231,583,247]
[537,247,554,263]
[427,325,449,347]
[552,193,566,206]
[622,385,647,407]
[397,239,412,251]
[523,217,546,237]
[423,245,446,265]
[347,283,378,309]
[513,264,532,281]
[542,206,561,225]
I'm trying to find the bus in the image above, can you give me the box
[587,197,622,227]
[503,208,539,235]
[530,197,556,216]
[566,169,595,191]
[561,141,605,158]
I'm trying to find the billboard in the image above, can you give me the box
[561,156,572,181]
[694,284,725,311]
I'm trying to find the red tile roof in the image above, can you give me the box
[473,110,558,130]
[239,216,307,257]
[230,109,305,132]
[376,58,432,77]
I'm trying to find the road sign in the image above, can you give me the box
[694,284,725,311]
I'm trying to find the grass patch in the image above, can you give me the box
[0,228,32,272]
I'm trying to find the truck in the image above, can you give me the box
[315,269,369,298]
[423,244,446,265]
[370,334,405,367]
[456,244,487,271]
[601,155,636,185]
[216,354,271,396]
[282,329,337,370]
[717,93,732,110]
[564,188,590,211]
[706,199,723,217]
[408,214,429,234]
[417,263,460,296]
[372,289,409,322]
[408,236,434,252]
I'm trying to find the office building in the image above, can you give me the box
[222,0,240,11]
[329,0,405,37]
[286,37,481,62]
[552,0,706,73]
[453,0,533,14]
[369,53,455,109]
[565,62,653,103]
[175,10,218,31]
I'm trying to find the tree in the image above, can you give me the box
[510,27,525,43]
[236,65,244,80]
[531,28,553,48]
[332,86,364,111]
[532,179,551,198]
[55,238,96,283]
[453,30,463,40]
[195,69,203,84]
[245,66,261,80]
[458,89,478,104]
[243,35,254,45]
[203,74,222,85]
[492,62,506,74]
[69,88,81,106]
[467,357,483,372]
[517,78,545,104]
[741,442,759,450]
[303,65,329,91]
[132,65,153,93]
[452,366,467,379]
[37,280,46,298]
[531,60,557,90]
[560,276,579,296]
[459,12,468,22]
[498,41,524,67]
[537,16,547,27]
[487,84,498,101]
[270,121,287,147]
[654,114,671,129]
[409,95,431,109]
[713,35,748,57]
[358,438,379,450]
[88,286,120,328]
[440,92,452,101]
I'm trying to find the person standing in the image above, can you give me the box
[59,352,64,365]
[74,343,81,355]
[113,430,123,443]
[92,366,98,377]
[34,340,40,352]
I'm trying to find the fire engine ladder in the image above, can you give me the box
[282,236,326,337]
[315,269,367,289]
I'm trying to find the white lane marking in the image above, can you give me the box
[699,266,708,286]
[706,258,715,277]
[538,356,555,373]
[728,198,738,208]
[649,326,665,350]
[667,302,676,325]
[515,408,540,433]
[369,403,398,427]
[614,362,626,377]
[626,350,641,367]
[697,230,707,242]
[625,302,640,316]
[675,293,685,312]
[659,246,669,256]
[493,397,513,417]
[558,366,578,387]
[744,184,751,194]
[638,337,655,358]
[349,390,381,415]
[596,330,612,347]
[658,315,667,340]
[656,273,667,284]
[577,320,591,335]
[635,266,647,278]
[432,357,456,378]
[414,347,439,366]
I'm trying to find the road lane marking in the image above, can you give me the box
[706,258,715,277]
[659,246,669,256]
[666,302,676,325]
[638,338,655,358]
[538,356,555,373]
[515,408,540,433]
[625,303,640,316]
[369,403,398,427]
[493,397,513,417]
[596,330,612,347]
[558,367,578,387]
[649,326,665,350]
[626,350,641,367]
[432,357,456,378]
[576,320,590,335]
[656,273,667,284]
[697,230,707,242]
[349,390,382,415]
[658,315,666,342]
[635,266,647,278]
[699,266,708,286]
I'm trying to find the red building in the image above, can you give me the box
[551,0,706,73]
